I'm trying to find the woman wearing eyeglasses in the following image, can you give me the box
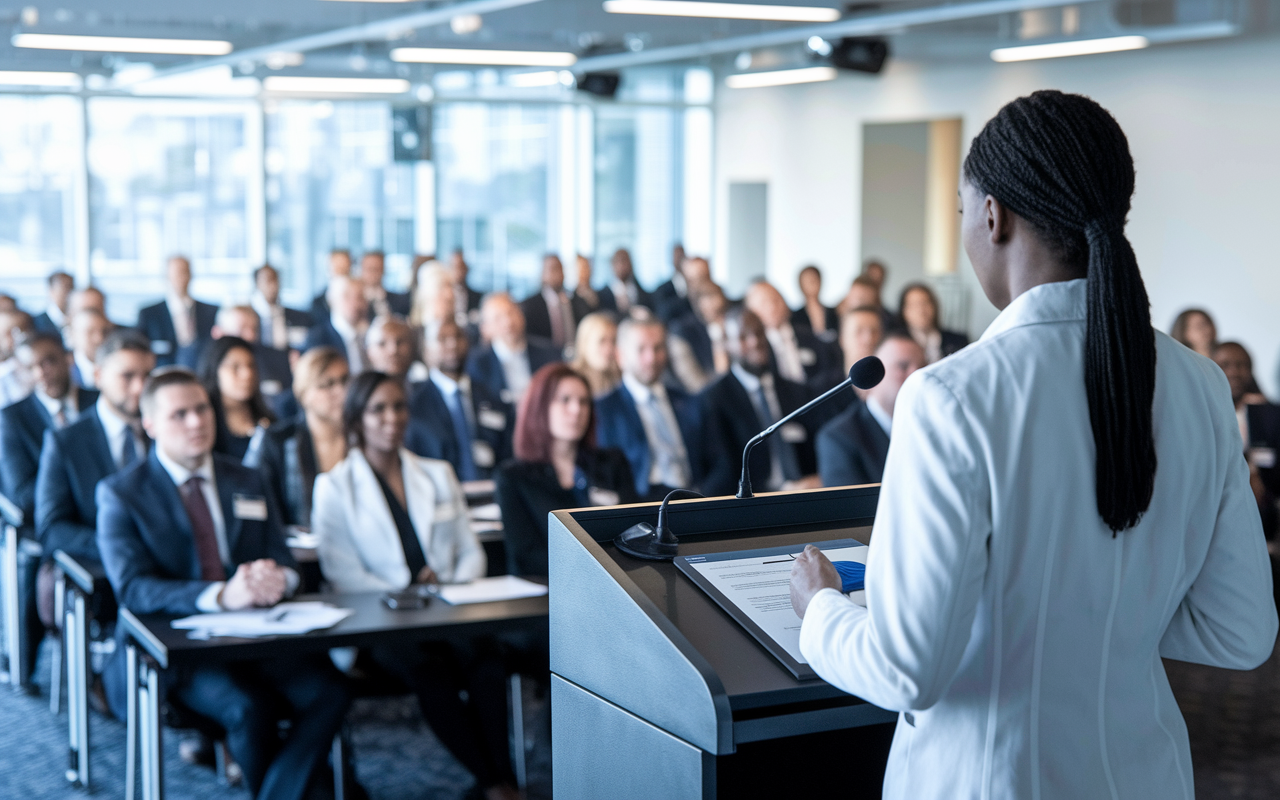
[260,346,350,528]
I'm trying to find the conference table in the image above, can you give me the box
[118,589,548,800]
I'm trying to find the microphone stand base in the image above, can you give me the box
[613,522,679,561]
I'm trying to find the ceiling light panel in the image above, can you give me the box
[604,0,840,22]
[263,76,411,94]
[12,33,233,55]
[725,65,837,88]
[0,70,82,87]
[990,35,1148,62]
[390,47,577,66]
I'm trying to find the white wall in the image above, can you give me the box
[714,34,1280,395]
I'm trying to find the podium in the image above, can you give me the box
[549,485,897,799]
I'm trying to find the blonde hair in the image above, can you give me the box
[293,346,347,401]
[409,261,455,328]
[570,311,621,397]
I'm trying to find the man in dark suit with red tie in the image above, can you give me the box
[96,368,349,800]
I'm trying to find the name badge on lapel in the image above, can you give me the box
[587,487,620,507]
[472,441,496,468]
[260,379,282,397]
[151,340,173,355]
[499,389,515,405]
[233,494,268,521]
[780,423,807,444]
[798,348,817,366]
[287,326,309,348]
[478,408,506,431]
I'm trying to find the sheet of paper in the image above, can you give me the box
[435,575,548,605]
[171,601,355,639]
[468,503,502,522]
[683,545,867,665]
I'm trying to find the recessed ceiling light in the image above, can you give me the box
[11,33,233,56]
[263,76,411,94]
[991,35,1148,62]
[604,0,839,22]
[0,70,82,87]
[725,65,837,88]
[390,47,577,66]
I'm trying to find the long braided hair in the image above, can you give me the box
[964,90,1156,533]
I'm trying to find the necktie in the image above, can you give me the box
[754,383,802,486]
[52,402,67,429]
[447,390,478,481]
[645,393,688,488]
[181,476,226,581]
[547,293,565,347]
[120,428,137,467]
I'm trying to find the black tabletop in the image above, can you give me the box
[120,591,549,670]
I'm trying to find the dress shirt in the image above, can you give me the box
[912,328,943,365]
[672,272,688,298]
[34,388,78,428]
[766,323,806,383]
[0,358,31,407]
[155,447,297,611]
[731,362,784,490]
[166,293,196,347]
[251,291,287,350]
[74,352,97,389]
[492,339,533,402]
[622,373,691,489]
[542,287,576,349]
[430,369,477,433]
[330,313,365,373]
[610,279,638,313]
[707,321,730,374]
[866,396,892,437]
[365,285,391,319]
[45,304,66,330]
[97,398,146,468]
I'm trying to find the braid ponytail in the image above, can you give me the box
[965,91,1157,533]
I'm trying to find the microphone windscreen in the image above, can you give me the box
[849,356,885,390]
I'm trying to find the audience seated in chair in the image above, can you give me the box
[95,367,350,800]
[303,275,370,374]
[312,371,521,800]
[196,337,276,464]
[597,248,653,316]
[520,254,590,352]
[250,263,312,352]
[135,255,218,366]
[791,265,838,338]
[896,282,969,364]
[467,293,562,407]
[1171,308,1218,358]
[569,311,621,399]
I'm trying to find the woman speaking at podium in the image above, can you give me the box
[789,91,1277,799]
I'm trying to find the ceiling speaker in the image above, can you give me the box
[578,72,620,98]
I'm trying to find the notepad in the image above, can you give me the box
[434,576,548,605]
[171,601,354,639]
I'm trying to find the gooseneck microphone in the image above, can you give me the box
[736,356,886,499]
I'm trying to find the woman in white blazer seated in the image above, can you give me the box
[313,371,520,800]
[789,91,1278,800]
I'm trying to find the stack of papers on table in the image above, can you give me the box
[171,601,355,639]
[436,576,548,605]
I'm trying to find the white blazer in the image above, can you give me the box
[799,279,1277,800]
[313,448,485,594]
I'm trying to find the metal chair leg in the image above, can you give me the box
[125,644,136,800]
[4,524,20,689]
[509,673,527,790]
[50,572,64,715]
[332,731,346,800]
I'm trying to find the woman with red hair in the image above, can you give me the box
[495,363,638,577]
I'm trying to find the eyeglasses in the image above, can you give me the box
[316,374,350,392]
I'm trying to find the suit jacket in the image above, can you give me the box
[652,279,692,324]
[407,377,514,481]
[36,410,117,565]
[311,289,407,323]
[33,311,60,335]
[136,299,218,366]
[520,290,590,345]
[791,305,839,338]
[96,451,295,617]
[265,306,314,348]
[669,313,715,373]
[783,325,844,394]
[698,371,816,497]
[939,329,970,359]
[309,291,330,325]
[461,285,483,313]
[597,281,654,315]
[70,361,93,390]
[595,382,702,497]
[0,388,98,522]
[259,416,318,529]
[313,448,484,593]
[465,337,563,405]
[494,449,638,578]
[302,318,354,363]
[816,399,890,488]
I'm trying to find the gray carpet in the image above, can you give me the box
[0,638,552,800]
[2,636,1278,798]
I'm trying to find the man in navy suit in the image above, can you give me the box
[303,275,369,373]
[96,368,349,800]
[520,254,589,350]
[359,250,411,319]
[817,332,924,488]
[413,318,513,481]
[448,249,483,323]
[33,270,74,337]
[363,315,440,459]
[596,248,653,316]
[467,293,562,406]
[69,308,110,390]
[596,317,701,501]
[745,279,842,395]
[251,264,312,351]
[309,248,352,322]
[135,256,218,366]
[649,243,686,321]
[1,332,98,525]
[668,281,730,394]
[699,307,820,497]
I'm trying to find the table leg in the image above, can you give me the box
[4,524,20,688]
[509,674,526,790]
[51,571,64,715]
[125,643,136,800]
[64,584,78,785]
[144,660,163,800]
[73,588,89,789]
